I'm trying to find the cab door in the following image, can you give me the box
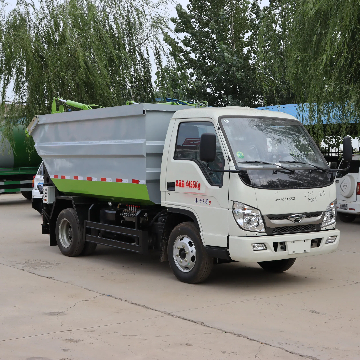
[164,119,230,248]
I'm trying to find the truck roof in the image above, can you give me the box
[172,106,299,121]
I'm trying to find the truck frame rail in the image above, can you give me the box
[84,220,148,254]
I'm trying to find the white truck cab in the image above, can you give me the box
[161,107,340,273]
[335,154,360,222]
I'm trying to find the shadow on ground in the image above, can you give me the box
[72,245,311,290]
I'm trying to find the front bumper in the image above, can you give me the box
[228,229,340,262]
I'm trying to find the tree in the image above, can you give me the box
[286,0,360,146]
[154,43,192,101]
[164,0,261,107]
[0,0,168,140]
[256,0,295,106]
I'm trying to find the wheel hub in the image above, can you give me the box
[173,235,196,273]
[59,218,73,249]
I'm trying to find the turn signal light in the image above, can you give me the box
[32,175,35,188]
[357,182,360,196]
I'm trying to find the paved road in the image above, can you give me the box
[0,194,359,360]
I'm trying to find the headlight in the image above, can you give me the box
[322,200,336,228]
[232,201,265,232]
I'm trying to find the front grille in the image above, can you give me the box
[271,224,317,235]
[267,212,322,221]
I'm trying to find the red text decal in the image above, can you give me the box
[176,180,201,191]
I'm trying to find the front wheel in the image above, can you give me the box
[168,222,213,284]
[338,213,356,223]
[258,258,296,273]
[56,208,85,256]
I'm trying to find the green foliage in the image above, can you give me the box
[286,0,360,146]
[0,0,168,149]
[2,0,358,153]
[154,43,192,101]
[256,0,295,106]
[163,0,262,107]
[287,0,360,106]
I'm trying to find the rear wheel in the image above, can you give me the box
[258,258,296,273]
[168,222,213,284]
[21,191,32,201]
[56,208,85,256]
[338,213,356,223]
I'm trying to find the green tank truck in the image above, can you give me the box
[0,125,41,199]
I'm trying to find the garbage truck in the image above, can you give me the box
[0,125,41,199]
[27,103,352,283]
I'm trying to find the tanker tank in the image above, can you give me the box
[0,125,41,198]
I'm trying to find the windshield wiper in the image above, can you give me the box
[207,161,294,174]
[280,161,328,172]
[240,161,295,173]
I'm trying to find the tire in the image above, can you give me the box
[338,212,356,223]
[258,258,296,273]
[168,222,213,284]
[81,242,97,256]
[21,191,32,201]
[56,208,85,256]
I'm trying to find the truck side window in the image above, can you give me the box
[174,122,224,186]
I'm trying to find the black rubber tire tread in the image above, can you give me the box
[258,258,296,273]
[81,242,97,256]
[21,191,32,201]
[56,208,85,257]
[338,212,356,223]
[168,222,213,284]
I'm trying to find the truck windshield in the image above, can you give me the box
[220,117,328,170]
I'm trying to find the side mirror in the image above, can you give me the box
[343,136,352,162]
[200,133,216,163]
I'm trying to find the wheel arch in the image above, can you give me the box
[160,207,201,262]
[166,207,200,230]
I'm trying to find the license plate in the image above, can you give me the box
[340,204,348,210]
[287,240,311,254]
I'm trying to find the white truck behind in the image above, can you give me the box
[335,154,360,222]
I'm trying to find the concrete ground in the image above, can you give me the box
[0,194,359,360]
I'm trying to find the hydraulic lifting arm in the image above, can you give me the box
[51,98,101,113]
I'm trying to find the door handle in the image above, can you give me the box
[167,182,175,191]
